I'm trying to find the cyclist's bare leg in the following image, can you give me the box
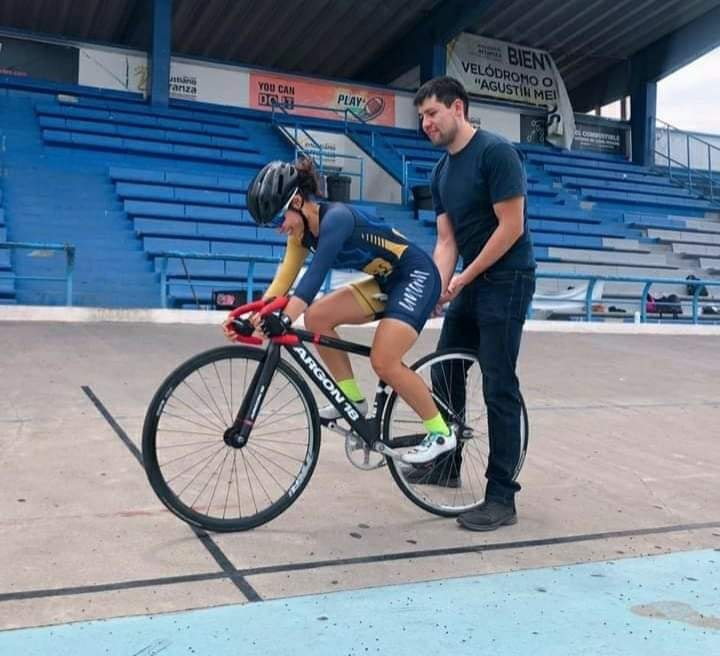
[303,286,373,382]
[370,318,439,420]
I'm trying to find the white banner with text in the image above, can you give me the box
[447,33,575,149]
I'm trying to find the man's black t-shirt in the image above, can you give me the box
[430,130,535,271]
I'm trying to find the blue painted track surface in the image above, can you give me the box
[2,549,718,655]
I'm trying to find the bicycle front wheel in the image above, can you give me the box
[383,348,528,517]
[142,345,320,532]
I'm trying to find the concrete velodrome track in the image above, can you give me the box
[0,313,718,654]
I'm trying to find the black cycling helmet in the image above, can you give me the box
[247,160,299,226]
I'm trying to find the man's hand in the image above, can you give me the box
[431,302,445,318]
[444,273,469,302]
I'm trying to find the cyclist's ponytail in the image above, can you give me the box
[295,156,323,198]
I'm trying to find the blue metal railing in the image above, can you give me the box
[270,102,366,199]
[0,241,75,305]
[345,120,404,162]
[295,146,365,201]
[271,102,334,174]
[655,118,720,203]
[403,157,436,204]
[156,252,334,308]
[155,251,720,325]
[533,272,720,324]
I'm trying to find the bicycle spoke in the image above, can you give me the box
[167,390,225,430]
[195,366,231,429]
[223,453,235,520]
[190,447,230,510]
[211,360,233,425]
[240,450,259,515]
[232,452,242,518]
[246,444,301,479]
[248,441,306,465]
[157,438,219,449]
[229,357,233,424]
[171,444,226,494]
[159,441,222,467]
[245,446,295,494]
[157,428,221,438]
[253,390,304,430]
[178,379,228,430]
[205,448,232,516]
[241,450,275,507]
[247,434,310,446]
[160,408,226,434]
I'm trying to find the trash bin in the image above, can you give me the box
[326,174,351,202]
[411,184,434,211]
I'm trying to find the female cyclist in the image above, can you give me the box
[225,157,455,464]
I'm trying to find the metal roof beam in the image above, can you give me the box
[357,0,498,84]
[570,4,720,111]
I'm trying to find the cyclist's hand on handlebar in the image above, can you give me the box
[249,312,261,329]
[260,311,292,338]
[223,312,262,342]
[223,314,240,342]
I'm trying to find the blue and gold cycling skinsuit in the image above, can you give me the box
[263,201,441,333]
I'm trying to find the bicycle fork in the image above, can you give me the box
[223,343,281,448]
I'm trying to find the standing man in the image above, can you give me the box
[412,76,536,531]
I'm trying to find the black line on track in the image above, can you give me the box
[80,385,262,603]
[2,519,719,604]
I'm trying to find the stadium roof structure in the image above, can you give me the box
[1,0,720,110]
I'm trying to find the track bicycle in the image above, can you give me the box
[142,296,528,531]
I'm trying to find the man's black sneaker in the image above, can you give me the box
[402,463,461,488]
[457,500,517,531]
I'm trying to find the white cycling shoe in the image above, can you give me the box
[319,399,369,421]
[402,429,457,465]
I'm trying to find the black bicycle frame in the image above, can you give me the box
[230,328,390,448]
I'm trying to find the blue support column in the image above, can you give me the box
[419,42,446,84]
[630,80,657,166]
[149,0,172,106]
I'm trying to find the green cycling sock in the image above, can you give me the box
[337,378,364,403]
[423,413,449,436]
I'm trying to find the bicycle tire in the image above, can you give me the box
[142,345,320,532]
[383,348,529,517]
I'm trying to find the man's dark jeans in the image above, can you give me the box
[435,269,535,505]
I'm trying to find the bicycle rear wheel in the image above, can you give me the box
[383,348,528,517]
[142,345,320,532]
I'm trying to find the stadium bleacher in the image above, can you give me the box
[1,74,719,314]
[0,183,16,304]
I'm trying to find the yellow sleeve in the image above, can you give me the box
[263,235,309,299]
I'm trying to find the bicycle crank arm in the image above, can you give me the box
[372,441,405,461]
[324,421,355,439]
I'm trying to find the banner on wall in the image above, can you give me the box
[78,47,146,92]
[447,33,575,149]
[521,114,627,155]
[249,72,395,126]
[0,36,78,83]
[572,120,627,154]
[78,48,249,106]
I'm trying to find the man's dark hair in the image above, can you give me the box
[413,76,469,119]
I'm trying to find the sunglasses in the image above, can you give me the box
[269,188,299,227]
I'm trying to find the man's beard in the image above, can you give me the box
[431,124,457,148]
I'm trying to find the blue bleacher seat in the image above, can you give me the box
[144,236,211,254]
